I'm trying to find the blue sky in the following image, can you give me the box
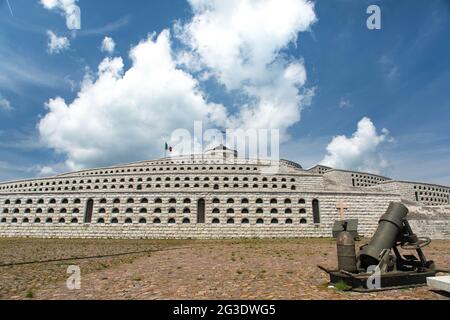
[0,0,449,186]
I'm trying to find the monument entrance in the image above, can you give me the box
[197,199,206,223]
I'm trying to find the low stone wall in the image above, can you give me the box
[0,224,338,239]
[1,217,447,240]
[409,219,450,240]
[406,205,450,240]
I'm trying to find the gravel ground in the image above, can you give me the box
[0,238,448,300]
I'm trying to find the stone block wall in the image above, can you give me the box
[0,192,401,239]
[323,170,390,188]
[0,172,324,195]
[378,181,450,206]
[409,219,450,240]
[406,205,450,240]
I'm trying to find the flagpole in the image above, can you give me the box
[221,130,226,146]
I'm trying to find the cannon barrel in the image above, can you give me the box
[358,202,408,270]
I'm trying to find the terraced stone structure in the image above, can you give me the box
[0,145,449,239]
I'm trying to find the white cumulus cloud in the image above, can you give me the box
[178,0,317,137]
[40,0,81,30]
[38,166,58,176]
[38,30,227,170]
[47,30,70,54]
[101,36,116,54]
[38,0,318,169]
[180,0,316,89]
[320,117,391,174]
[0,95,13,111]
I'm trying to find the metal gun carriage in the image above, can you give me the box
[320,202,448,292]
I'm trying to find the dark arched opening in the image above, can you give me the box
[197,198,206,224]
[84,199,94,223]
[312,199,321,224]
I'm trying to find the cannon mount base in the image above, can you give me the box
[326,269,437,292]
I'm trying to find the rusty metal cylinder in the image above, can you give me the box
[336,231,358,273]
[358,202,408,270]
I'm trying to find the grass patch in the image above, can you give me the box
[334,281,351,292]
[25,289,34,299]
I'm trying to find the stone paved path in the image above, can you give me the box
[29,239,449,300]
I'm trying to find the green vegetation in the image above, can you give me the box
[334,281,351,292]
[25,289,34,299]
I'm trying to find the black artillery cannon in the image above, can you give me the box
[319,202,447,292]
